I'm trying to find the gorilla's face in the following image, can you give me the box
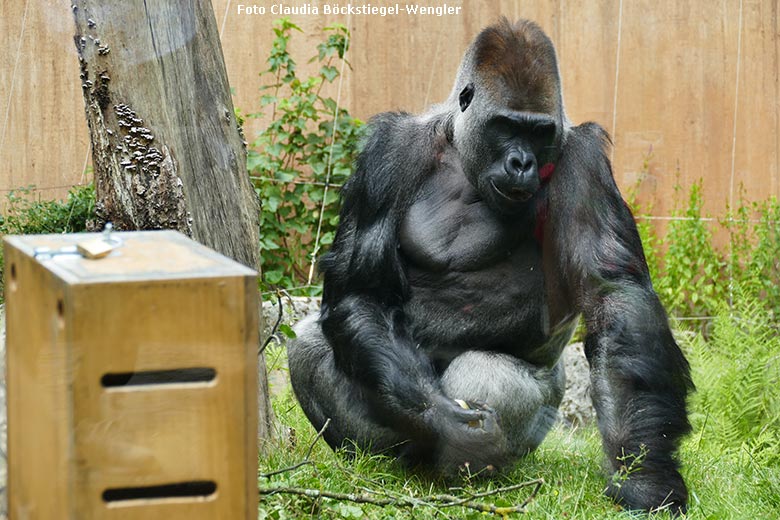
[454,84,558,214]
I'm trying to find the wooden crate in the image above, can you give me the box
[3,231,258,519]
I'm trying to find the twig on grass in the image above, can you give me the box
[431,480,545,508]
[258,415,544,516]
[258,478,544,516]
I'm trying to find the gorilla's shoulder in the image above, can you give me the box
[559,122,614,185]
[361,111,445,155]
[345,112,445,210]
[565,122,611,153]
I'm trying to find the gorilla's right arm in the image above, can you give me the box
[546,123,694,513]
[318,113,486,445]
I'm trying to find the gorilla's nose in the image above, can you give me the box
[502,150,540,200]
[505,150,535,177]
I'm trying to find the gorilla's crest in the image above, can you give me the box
[473,18,560,114]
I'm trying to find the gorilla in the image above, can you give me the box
[288,18,693,514]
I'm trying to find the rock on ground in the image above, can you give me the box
[560,342,595,425]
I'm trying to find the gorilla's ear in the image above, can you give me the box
[459,83,475,112]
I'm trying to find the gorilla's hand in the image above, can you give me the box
[425,395,508,477]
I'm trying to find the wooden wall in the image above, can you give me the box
[2,0,778,222]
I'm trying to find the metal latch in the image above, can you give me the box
[34,223,123,260]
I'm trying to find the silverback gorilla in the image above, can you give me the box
[288,18,693,514]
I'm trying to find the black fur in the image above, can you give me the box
[288,18,693,515]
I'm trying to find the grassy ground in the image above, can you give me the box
[258,346,780,519]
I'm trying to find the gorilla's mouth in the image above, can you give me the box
[490,180,534,202]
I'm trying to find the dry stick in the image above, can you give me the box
[259,418,332,478]
[442,480,545,505]
[358,480,545,511]
[258,417,543,515]
[259,291,285,355]
[258,479,544,516]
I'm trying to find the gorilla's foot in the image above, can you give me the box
[606,469,688,516]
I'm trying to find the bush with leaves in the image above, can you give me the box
[652,179,726,319]
[246,18,365,294]
[721,189,780,310]
[0,184,95,235]
[0,183,96,301]
[628,178,780,322]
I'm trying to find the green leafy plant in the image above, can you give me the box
[745,197,780,318]
[686,290,780,467]
[609,444,648,491]
[0,184,95,235]
[653,178,726,319]
[628,175,780,325]
[721,185,754,296]
[0,183,96,302]
[247,18,365,294]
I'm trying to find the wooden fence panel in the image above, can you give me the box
[735,0,780,204]
[1,0,778,220]
[0,0,91,199]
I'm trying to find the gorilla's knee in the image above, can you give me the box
[287,314,326,382]
[441,351,564,456]
[286,314,333,433]
[287,314,406,454]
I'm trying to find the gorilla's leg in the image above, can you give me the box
[287,315,405,455]
[439,351,565,469]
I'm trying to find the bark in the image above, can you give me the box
[72,0,273,441]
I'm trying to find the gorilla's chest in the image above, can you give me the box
[399,169,530,271]
[398,170,567,361]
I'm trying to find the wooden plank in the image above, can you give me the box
[555,0,620,127]
[611,0,742,218]
[733,0,780,202]
[0,1,24,135]
[10,231,255,284]
[4,239,73,519]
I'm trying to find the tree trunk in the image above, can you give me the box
[72,0,273,441]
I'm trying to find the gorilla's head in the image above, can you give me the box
[450,19,566,214]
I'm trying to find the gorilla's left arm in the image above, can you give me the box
[545,122,694,514]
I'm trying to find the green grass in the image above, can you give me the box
[259,326,780,519]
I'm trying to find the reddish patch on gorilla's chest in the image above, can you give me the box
[533,163,555,243]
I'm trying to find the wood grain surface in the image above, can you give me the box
[1,1,778,220]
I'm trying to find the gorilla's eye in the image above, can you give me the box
[459,83,475,112]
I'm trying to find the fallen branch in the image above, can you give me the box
[258,416,543,515]
[258,478,544,516]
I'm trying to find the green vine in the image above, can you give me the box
[246,18,365,294]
